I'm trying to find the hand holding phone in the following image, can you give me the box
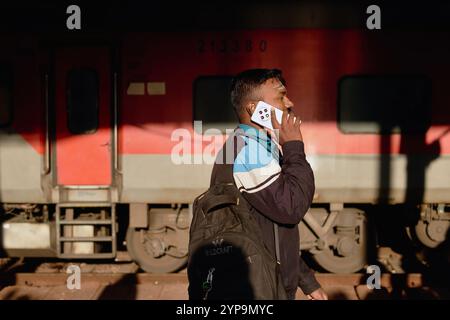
[251,101,283,131]
[251,101,303,144]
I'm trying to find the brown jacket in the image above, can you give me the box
[211,124,320,299]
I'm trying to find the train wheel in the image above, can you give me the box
[410,220,449,249]
[126,226,188,273]
[311,209,369,273]
[406,205,450,249]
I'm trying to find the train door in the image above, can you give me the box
[54,46,112,187]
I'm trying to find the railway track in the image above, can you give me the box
[1,270,448,300]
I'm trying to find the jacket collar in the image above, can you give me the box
[236,123,279,157]
[237,123,270,142]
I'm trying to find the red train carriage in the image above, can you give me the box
[0,3,449,273]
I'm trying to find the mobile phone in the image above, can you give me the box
[251,101,283,131]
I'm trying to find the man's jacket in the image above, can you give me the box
[210,124,320,299]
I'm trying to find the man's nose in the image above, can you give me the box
[285,97,294,108]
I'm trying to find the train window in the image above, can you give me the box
[193,76,237,132]
[0,66,13,126]
[67,68,99,134]
[338,75,432,134]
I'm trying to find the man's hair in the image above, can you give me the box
[230,69,286,116]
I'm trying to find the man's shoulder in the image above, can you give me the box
[234,137,276,171]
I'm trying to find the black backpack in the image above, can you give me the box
[187,148,288,300]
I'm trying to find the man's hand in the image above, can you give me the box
[306,287,328,300]
[270,109,303,145]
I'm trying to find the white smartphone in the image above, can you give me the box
[251,101,283,131]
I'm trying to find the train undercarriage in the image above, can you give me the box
[0,202,449,274]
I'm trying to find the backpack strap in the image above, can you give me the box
[202,194,238,214]
[274,223,281,265]
[210,128,247,186]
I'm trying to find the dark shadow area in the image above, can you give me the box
[397,127,449,273]
[188,242,254,300]
[361,272,450,300]
[326,292,352,300]
[377,124,394,205]
[370,71,449,274]
[397,128,449,272]
[115,204,130,252]
[355,226,450,300]
[1,1,450,32]
[0,257,36,300]
[98,273,137,300]
[0,213,4,262]
[372,205,426,273]
[0,204,41,300]
[320,270,450,300]
[0,262,19,291]
[401,132,442,206]
[421,228,450,294]
[0,286,31,300]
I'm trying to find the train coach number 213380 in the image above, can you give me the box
[198,39,268,53]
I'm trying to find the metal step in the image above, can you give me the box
[55,204,116,259]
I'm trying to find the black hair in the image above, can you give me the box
[230,68,286,116]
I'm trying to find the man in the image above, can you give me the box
[210,69,328,300]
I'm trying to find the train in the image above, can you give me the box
[0,2,449,274]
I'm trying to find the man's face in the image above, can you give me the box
[258,78,294,112]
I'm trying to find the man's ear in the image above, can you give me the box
[245,102,257,116]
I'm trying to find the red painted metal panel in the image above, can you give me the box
[10,30,449,159]
[55,47,111,185]
[118,123,450,156]
[118,30,450,156]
